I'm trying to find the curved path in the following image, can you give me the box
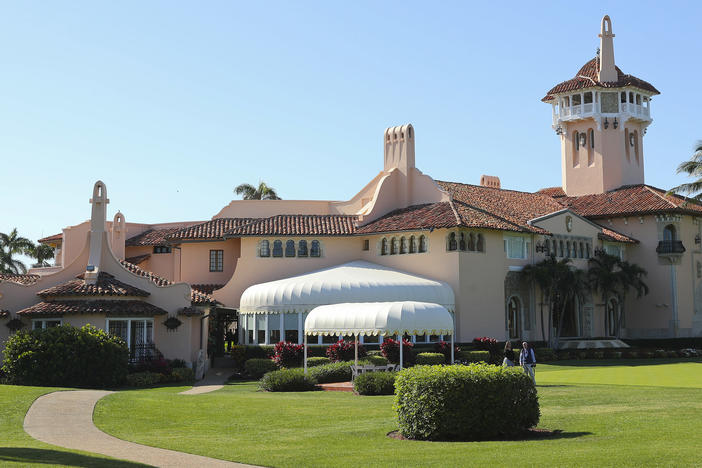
[179,368,228,395]
[24,374,260,467]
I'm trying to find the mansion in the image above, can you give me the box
[2,16,701,367]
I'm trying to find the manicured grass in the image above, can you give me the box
[0,385,148,467]
[93,359,702,467]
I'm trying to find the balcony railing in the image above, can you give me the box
[555,102,651,122]
[656,240,686,255]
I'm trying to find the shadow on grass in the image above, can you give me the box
[387,429,592,442]
[0,447,149,467]
[545,358,702,368]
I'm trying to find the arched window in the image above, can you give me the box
[468,233,476,251]
[620,91,627,103]
[477,234,485,252]
[419,235,427,253]
[310,240,321,257]
[663,224,677,242]
[572,131,580,167]
[298,240,308,257]
[567,241,572,258]
[381,238,388,255]
[390,237,398,255]
[272,240,283,257]
[559,240,565,257]
[545,239,551,255]
[633,130,640,164]
[606,298,619,337]
[507,297,521,340]
[259,240,270,257]
[448,232,457,251]
[285,240,296,257]
[585,243,591,259]
[459,233,467,251]
[409,235,417,253]
[579,242,584,258]
[400,237,408,254]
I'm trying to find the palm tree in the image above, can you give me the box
[616,260,649,337]
[669,141,702,200]
[553,268,589,350]
[26,243,55,268]
[0,228,33,274]
[521,258,553,343]
[234,181,281,200]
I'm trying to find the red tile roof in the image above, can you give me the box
[558,185,702,218]
[598,227,638,244]
[0,273,40,285]
[226,214,359,237]
[357,203,459,234]
[125,254,150,265]
[178,306,205,317]
[170,218,257,241]
[537,187,566,198]
[37,272,150,298]
[190,284,224,295]
[119,260,217,305]
[38,233,62,244]
[17,300,168,317]
[126,228,182,246]
[543,58,659,102]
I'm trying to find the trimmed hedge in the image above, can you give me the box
[361,355,389,366]
[259,368,317,392]
[354,371,396,395]
[306,357,331,367]
[459,350,490,363]
[2,324,128,388]
[126,372,162,387]
[308,361,353,383]
[244,358,277,379]
[394,363,539,441]
[416,353,445,365]
[170,367,195,382]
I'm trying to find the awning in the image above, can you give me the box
[304,301,454,336]
[239,261,455,315]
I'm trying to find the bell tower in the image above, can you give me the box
[543,15,659,196]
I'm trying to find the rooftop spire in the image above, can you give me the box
[598,15,617,82]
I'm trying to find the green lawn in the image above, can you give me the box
[0,385,148,467]
[92,359,702,468]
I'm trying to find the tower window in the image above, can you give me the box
[381,238,388,255]
[390,237,398,255]
[298,240,308,257]
[584,92,593,104]
[400,237,408,254]
[285,240,296,257]
[272,240,283,257]
[448,232,457,251]
[310,240,321,257]
[259,240,270,257]
[209,249,224,272]
[419,235,428,253]
[409,235,417,253]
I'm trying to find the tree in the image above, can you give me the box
[553,267,589,350]
[26,243,55,268]
[234,181,281,200]
[616,260,649,337]
[669,141,702,200]
[0,228,33,274]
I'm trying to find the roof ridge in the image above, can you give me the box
[452,199,538,233]
[643,185,680,208]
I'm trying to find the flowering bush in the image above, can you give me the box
[434,340,460,362]
[381,338,415,365]
[472,337,497,350]
[326,339,367,362]
[272,341,305,368]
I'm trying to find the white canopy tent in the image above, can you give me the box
[303,301,455,371]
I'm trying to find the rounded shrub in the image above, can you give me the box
[354,371,396,395]
[2,324,128,388]
[308,361,353,383]
[394,363,539,441]
[459,350,490,363]
[259,368,317,392]
[416,352,445,365]
[126,372,162,387]
[306,357,331,367]
[244,358,277,379]
[171,367,195,382]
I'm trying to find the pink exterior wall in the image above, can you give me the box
[179,239,241,285]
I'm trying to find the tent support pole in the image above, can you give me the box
[399,333,403,370]
[354,334,358,367]
[304,334,308,374]
[450,332,455,364]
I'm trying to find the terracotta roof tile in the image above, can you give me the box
[559,185,702,218]
[119,260,218,305]
[226,215,359,237]
[357,203,459,234]
[17,300,168,317]
[170,218,257,241]
[537,187,566,198]
[0,274,40,285]
[38,233,62,244]
[543,58,659,102]
[125,254,150,265]
[126,228,182,246]
[178,306,205,317]
[190,284,224,295]
[598,227,638,244]
[37,272,150,298]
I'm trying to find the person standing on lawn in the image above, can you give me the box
[503,341,515,367]
[519,341,536,384]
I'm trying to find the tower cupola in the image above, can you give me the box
[543,15,660,197]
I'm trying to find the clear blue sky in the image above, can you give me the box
[2,1,701,247]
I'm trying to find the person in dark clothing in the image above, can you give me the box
[503,341,515,367]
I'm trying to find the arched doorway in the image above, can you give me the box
[606,297,619,337]
[555,297,580,338]
[507,296,521,339]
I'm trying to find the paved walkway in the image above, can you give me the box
[180,368,229,395]
[24,389,259,468]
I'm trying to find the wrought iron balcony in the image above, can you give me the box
[656,240,686,255]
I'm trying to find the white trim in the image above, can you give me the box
[105,317,154,349]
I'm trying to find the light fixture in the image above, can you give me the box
[613,117,619,129]
[629,133,635,147]
[604,117,609,129]
[555,125,563,135]
[579,133,587,147]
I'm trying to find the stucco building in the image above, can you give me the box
[2,15,700,367]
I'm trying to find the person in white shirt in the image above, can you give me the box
[519,341,536,384]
